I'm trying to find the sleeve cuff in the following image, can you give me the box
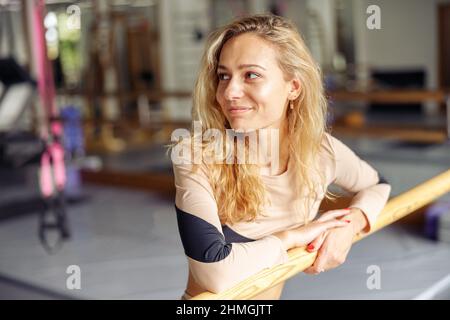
[349,184,392,233]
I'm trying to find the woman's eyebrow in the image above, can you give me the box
[217,64,267,71]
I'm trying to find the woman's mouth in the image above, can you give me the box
[229,107,253,115]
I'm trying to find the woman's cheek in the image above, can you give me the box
[254,85,276,103]
[216,93,226,112]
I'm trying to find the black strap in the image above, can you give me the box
[39,191,71,254]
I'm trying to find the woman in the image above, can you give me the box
[171,14,391,300]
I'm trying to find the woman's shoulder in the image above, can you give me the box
[320,132,359,159]
[170,135,212,178]
[319,132,338,158]
[170,135,198,166]
[321,132,355,155]
[314,133,344,183]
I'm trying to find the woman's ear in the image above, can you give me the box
[289,78,301,99]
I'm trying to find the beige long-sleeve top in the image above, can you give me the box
[172,133,391,294]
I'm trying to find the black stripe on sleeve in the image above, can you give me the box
[222,225,255,243]
[175,205,254,263]
[378,174,389,185]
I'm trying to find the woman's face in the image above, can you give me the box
[215,33,299,131]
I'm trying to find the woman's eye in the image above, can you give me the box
[246,72,260,79]
[218,73,230,81]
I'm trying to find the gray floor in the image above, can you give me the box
[0,186,187,300]
[0,136,450,299]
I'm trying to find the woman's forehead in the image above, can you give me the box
[218,33,278,69]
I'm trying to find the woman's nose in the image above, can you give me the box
[223,78,244,100]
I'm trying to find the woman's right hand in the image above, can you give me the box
[273,209,351,251]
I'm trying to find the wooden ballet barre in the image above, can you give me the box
[190,169,450,300]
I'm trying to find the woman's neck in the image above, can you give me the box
[260,121,290,176]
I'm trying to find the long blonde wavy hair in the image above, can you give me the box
[190,14,334,225]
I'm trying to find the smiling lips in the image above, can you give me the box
[229,106,253,115]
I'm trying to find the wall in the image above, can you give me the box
[353,0,438,89]
[159,0,210,120]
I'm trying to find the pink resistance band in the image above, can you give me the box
[33,0,66,198]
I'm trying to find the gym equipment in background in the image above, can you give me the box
[32,0,71,253]
[0,1,71,253]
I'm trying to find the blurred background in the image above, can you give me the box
[1,0,450,299]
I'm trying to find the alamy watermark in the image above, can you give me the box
[66,265,81,290]
[66,4,81,30]
[366,264,381,290]
[170,121,281,174]
[366,5,381,30]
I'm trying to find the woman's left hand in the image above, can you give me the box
[303,208,368,275]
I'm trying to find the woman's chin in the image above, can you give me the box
[230,125,258,133]
[228,121,259,132]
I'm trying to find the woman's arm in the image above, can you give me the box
[326,134,391,232]
[344,207,369,234]
[303,135,391,274]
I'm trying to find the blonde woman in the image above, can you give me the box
[171,14,391,300]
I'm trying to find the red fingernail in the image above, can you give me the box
[345,219,351,223]
[307,244,315,251]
